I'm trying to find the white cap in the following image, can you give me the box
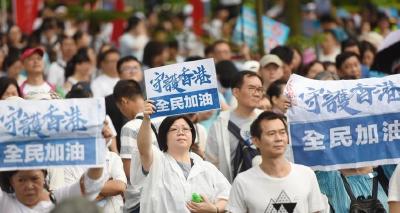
[242,60,260,72]
[259,54,283,67]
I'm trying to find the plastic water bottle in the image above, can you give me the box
[192,193,203,203]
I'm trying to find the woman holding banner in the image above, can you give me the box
[0,121,113,213]
[133,100,231,213]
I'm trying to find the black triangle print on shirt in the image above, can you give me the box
[264,191,297,213]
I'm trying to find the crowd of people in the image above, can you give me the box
[1,0,400,212]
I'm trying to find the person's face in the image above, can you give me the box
[233,75,263,109]
[252,119,288,158]
[306,63,324,79]
[116,96,144,120]
[61,38,77,61]
[119,60,143,82]
[340,56,361,79]
[75,61,93,77]
[1,84,19,99]
[259,63,283,85]
[7,61,23,79]
[321,33,337,51]
[213,43,231,62]
[271,86,289,114]
[9,26,22,44]
[362,50,374,68]
[10,170,45,207]
[102,53,120,74]
[23,53,44,74]
[166,118,193,152]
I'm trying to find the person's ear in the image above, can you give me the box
[252,136,261,149]
[232,87,240,98]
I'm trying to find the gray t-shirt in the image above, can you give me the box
[229,111,257,167]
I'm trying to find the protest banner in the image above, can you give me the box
[144,58,220,118]
[232,6,290,52]
[0,98,106,171]
[286,74,400,171]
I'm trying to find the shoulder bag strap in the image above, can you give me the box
[340,173,357,201]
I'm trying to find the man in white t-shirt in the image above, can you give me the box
[19,47,56,97]
[47,34,77,88]
[226,111,325,213]
[91,48,120,97]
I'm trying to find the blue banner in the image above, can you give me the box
[0,98,106,171]
[144,59,220,118]
[286,74,400,170]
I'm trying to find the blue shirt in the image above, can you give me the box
[316,170,388,212]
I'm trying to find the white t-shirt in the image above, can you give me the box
[21,82,53,97]
[47,60,66,88]
[0,171,106,213]
[226,163,325,213]
[138,148,231,213]
[389,165,400,202]
[119,33,149,60]
[64,151,126,213]
[91,74,119,97]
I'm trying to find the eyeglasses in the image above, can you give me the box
[168,127,192,134]
[247,86,264,95]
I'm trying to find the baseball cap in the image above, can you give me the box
[20,47,44,61]
[242,60,260,72]
[259,54,283,67]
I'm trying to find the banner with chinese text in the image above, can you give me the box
[0,98,106,171]
[286,74,400,171]
[144,59,220,118]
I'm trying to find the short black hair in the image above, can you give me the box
[113,79,143,102]
[116,55,141,74]
[65,48,91,79]
[215,60,239,88]
[125,15,142,32]
[341,38,360,53]
[142,41,167,68]
[231,70,263,89]
[65,81,93,98]
[335,51,360,70]
[270,46,294,65]
[0,76,22,98]
[250,111,287,139]
[157,115,196,152]
[3,48,21,71]
[360,40,377,58]
[267,79,287,103]
[97,48,120,65]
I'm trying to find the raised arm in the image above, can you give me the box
[137,100,156,172]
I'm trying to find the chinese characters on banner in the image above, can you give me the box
[144,58,220,118]
[286,74,400,171]
[0,98,106,171]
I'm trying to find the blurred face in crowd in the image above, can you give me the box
[75,61,93,79]
[258,96,272,111]
[271,85,289,114]
[253,119,288,159]
[61,37,77,61]
[306,62,324,79]
[10,170,46,208]
[321,32,338,53]
[167,118,193,153]
[116,96,144,120]
[233,75,263,109]
[291,49,302,71]
[344,45,360,56]
[23,53,44,75]
[259,63,283,86]
[8,25,22,45]
[102,52,120,76]
[213,42,231,62]
[339,56,362,79]
[362,50,375,68]
[7,60,23,79]
[1,84,19,100]
[119,60,143,82]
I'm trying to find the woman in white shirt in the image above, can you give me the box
[135,101,231,213]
